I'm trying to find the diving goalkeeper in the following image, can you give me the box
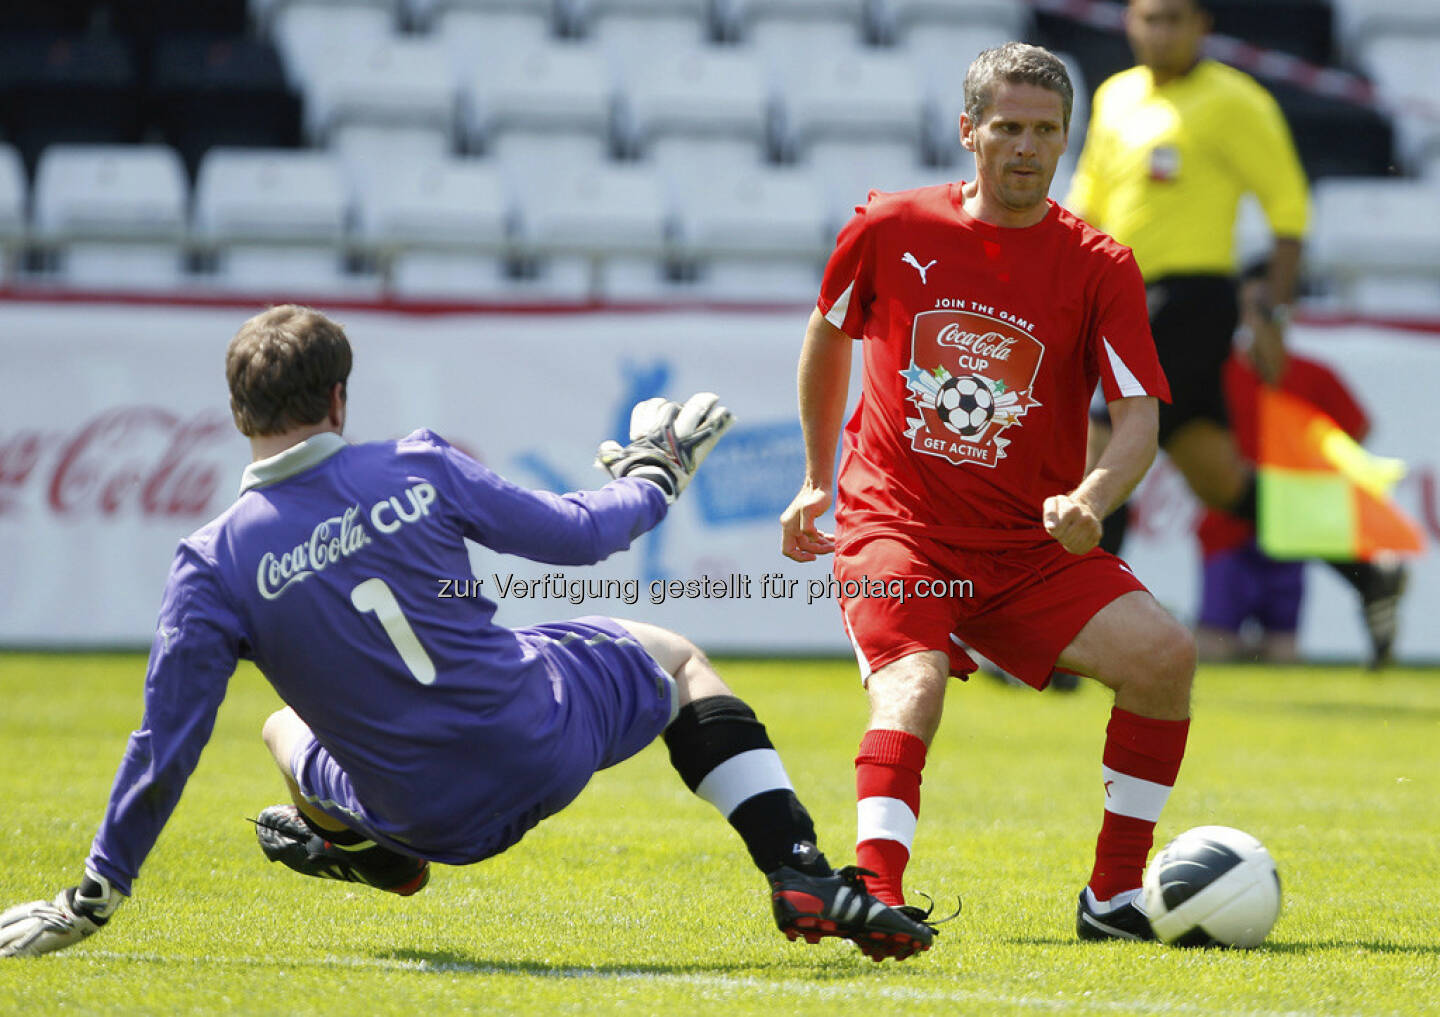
[0,305,933,963]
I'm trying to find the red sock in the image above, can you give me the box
[1088,707,1190,902]
[855,729,927,906]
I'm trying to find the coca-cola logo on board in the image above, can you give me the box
[0,406,234,519]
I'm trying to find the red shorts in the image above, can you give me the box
[834,531,1148,689]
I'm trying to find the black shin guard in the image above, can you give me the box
[664,696,829,875]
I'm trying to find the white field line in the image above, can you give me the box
[78,950,1389,1017]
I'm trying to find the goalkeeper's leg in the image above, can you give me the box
[256,708,430,895]
[611,618,934,960]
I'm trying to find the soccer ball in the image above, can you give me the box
[935,374,995,437]
[1142,825,1281,948]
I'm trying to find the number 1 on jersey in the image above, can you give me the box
[350,577,437,685]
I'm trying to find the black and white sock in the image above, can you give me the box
[664,695,831,877]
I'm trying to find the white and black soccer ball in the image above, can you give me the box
[1142,825,1281,948]
[935,374,995,437]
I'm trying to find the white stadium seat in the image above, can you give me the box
[803,137,940,229]
[620,47,770,152]
[589,8,712,63]
[271,4,395,92]
[879,0,1030,40]
[407,0,562,31]
[648,135,769,181]
[33,144,187,241]
[250,0,399,33]
[332,123,454,198]
[436,9,558,75]
[194,148,366,296]
[462,42,614,151]
[513,161,668,256]
[1308,178,1440,307]
[1356,34,1440,170]
[672,163,830,259]
[389,250,592,301]
[780,50,926,150]
[30,144,189,291]
[357,157,510,251]
[303,37,458,143]
[1333,0,1440,59]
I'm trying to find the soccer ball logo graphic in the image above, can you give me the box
[935,374,995,437]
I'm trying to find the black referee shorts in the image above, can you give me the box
[1146,274,1239,446]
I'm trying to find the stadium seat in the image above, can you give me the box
[1308,178,1440,301]
[357,156,510,253]
[33,144,188,242]
[193,147,364,295]
[648,135,769,182]
[900,21,1014,163]
[877,0,1030,42]
[436,9,559,84]
[1332,0,1440,60]
[598,255,700,302]
[779,49,926,153]
[462,42,614,152]
[252,0,400,33]
[802,137,940,230]
[491,129,612,182]
[147,32,302,178]
[671,163,830,260]
[333,123,454,196]
[0,33,143,175]
[30,144,189,291]
[512,161,668,257]
[389,249,591,301]
[1346,274,1440,316]
[302,37,458,143]
[407,0,563,33]
[1356,34,1440,170]
[1263,80,1396,180]
[693,255,821,302]
[620,47,770,154]
[270,4,396,92]
[582,0,713,59]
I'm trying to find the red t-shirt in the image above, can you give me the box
[1196,352,1370,555]
[818,183,1169,550]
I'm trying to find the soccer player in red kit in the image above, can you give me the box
[780,42,1196,941]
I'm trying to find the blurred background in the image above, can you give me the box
[0,0,1436,662]
[0,0,1434,306]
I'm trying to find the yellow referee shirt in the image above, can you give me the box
[1066,60,1310,280]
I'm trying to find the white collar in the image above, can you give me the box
[239,432,348,494]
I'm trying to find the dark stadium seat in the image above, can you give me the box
[1263,79,1397,179]
[0,1,95,33]
[111,0,250,40]
[0,33,142,176]
[147,33,303,179]
[1204,0,1335,67]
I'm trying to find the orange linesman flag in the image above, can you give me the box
[1257,387,1426,561]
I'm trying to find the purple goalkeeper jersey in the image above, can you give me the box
[85,430,667,895]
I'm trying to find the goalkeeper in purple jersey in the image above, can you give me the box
[0,305,934,963]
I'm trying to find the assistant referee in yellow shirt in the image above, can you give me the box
[1067,0,1405,667]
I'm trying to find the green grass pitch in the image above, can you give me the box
[1,652,1437,1016]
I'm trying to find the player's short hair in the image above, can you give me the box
[964,42,1074,132]
[226,305,352,437]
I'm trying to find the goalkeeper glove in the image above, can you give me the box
[596,392,734,503]
[0,869,124,958]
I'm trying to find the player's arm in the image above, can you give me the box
[1229,82,1309,385]
[441,393,732,566]
[1244,236,1302,385]
[1,545,240,958]
[781,309,853,562]
[1045,396,1159,555]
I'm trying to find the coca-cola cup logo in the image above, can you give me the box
[0,406,234,518]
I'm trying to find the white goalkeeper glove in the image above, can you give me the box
[0,869,124,958]
[596,392,734,504]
